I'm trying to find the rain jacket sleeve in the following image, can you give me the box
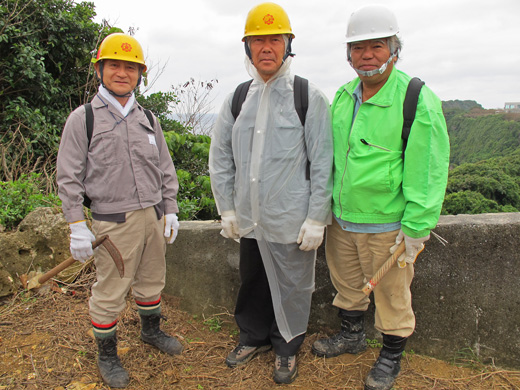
[303,85,333,224]
[209,93,236,215]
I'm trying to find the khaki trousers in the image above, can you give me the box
[89,207,166,325]
[325,219,415,337]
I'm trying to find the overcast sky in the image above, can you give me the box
[90,0,520,112]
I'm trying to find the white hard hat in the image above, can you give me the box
[346,4,399,43]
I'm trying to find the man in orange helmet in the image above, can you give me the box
[209,2,333,385]
[57,33,182,388]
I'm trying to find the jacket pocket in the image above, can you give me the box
[90,127,122,167]
[348,146,402,195]
[135,124,160,166]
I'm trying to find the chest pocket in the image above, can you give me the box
[90,122,123,167]
[134,123,160,166]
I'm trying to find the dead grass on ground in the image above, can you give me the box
[1,268,520,389]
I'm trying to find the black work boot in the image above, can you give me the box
[140,314,183,355]
[312,310,367,358]
[364,334,407,390]
[96,334,129,388]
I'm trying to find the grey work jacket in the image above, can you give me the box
[57,94,179,223]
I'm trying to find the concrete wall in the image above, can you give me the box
[164,213,520,369]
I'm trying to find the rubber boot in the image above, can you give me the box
[364,334,407,390]
[96,334,129,388]
[140,314,183,355]
[312,310,367,357]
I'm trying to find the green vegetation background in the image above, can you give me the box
[1,0,519,230]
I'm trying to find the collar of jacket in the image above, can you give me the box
[343,66,399,108]
[91,94,153,131]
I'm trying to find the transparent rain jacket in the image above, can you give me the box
[209,58,333,341]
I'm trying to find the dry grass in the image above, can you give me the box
[1,268,519,389]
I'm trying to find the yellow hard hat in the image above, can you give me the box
[92,33,147,71]
[243,2,294,41]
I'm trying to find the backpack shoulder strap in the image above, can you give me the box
[83,103,94,209]
[294,75,310,179]
[231,79,253,120]
[84,103,94,147]
[144,108,154,128]
[402,77,425,158]
[293,75,309,127]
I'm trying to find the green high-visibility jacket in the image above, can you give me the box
[331,68,450,238]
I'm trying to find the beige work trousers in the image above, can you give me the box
[325,219,415,337]
[89,207,166,325]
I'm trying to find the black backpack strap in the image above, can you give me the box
[294,75,310,180]
[85,103,94,147]
[402,77,425,158]
[83,103,94,209]
[293,75,309,127]
[231,79,253,120]
[144,108,154,128]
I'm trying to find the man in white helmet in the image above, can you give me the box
[311,5,449,390]
[209,2,332,385]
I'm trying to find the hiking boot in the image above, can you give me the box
[273,355,298,384]
[140,314,183,355]
[364,334,407,390]
[225,344,272,368]
[312,311,367,358]
[96,334,130,388]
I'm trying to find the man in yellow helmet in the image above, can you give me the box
[311,5,449,390]
[209,2,333,385]
[57,33,182,388]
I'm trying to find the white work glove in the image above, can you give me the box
[390,229,430,268]
[164,213,179,244]
[220,210,239,239]
[297,219,326,251]
[69,220,96,262]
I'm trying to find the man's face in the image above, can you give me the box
[350,39,395,85]
[249,34,285,82]
[95,59,140,97]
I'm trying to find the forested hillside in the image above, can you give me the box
[441,101,520,214]
[444,101,520,165]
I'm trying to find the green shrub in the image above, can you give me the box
[176,169,217,221]
[0,173,61,230]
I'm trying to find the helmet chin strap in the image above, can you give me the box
[351,52,397,77]
[98,62,141,98]
[244,36,295,64]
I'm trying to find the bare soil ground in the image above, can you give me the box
[1,269,519,390]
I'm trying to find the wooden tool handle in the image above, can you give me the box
[38,235,108,284]
[362,240,406,296]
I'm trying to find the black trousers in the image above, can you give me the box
[235,238,305,356]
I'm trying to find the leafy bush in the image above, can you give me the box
[0,174,61,229]
[176,169,217,221]
[138,92,218,221]
[0,0,104,184]
[442,154,520,215]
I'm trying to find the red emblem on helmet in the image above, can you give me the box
[121,43,132,52]
[263,14,274,25]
